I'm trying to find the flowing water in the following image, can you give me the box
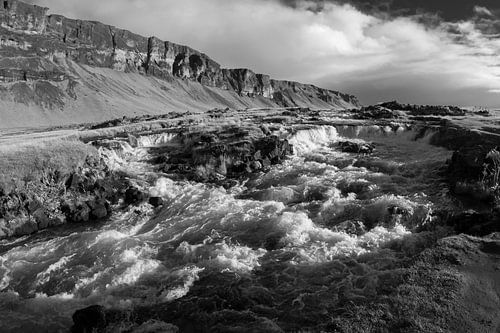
[0,125,454,332]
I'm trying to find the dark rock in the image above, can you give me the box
[65,173,83,190]
[157,126,293,185]
[447,210,499,236]
[72,305,107,333]
[124,187,146,205]
[260,124,271,136]
[13,218,38,236]
[388,205,409,216]
[73,203,91,223]
[353,105,401,119]
[27,198,42,213]
[332,220,366,236]
[62,200,91,223]
[339,141,375,154]
[32,207,50,229]
[149,197,164,207]
[87,199,109,220]
[359,101,467,117]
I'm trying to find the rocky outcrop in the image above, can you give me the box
[429,121,500,201]
[0,0,359,127]
[338,141,375,154]
[0,154,130,239]
[358,101,467,117]
[139,125,294,186]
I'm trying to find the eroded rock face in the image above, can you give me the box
[143,125,293,185]
[338,141,375,154]
[0,0,360,112]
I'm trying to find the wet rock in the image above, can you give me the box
[65,173,83,190]
[13,217,38,236]
[27,198,43,213]
[447,210,499,236]
[260,124,271,136]
[353,105,401,119]
[332,220,366,236]
[130,320,179,333]
[62,200,91,223]
[149,197,164,207]
[32,207,50,229]
[387,205,410,216]
[72,305,107,333]
[159,126,293,185]
[73,203,91,223]
[125,187,146,205]
[88,199,109,220]
[339,141,375,154]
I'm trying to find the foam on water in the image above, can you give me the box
[0,125,455,331]
[133,133,178,148]
[289,126,340,155]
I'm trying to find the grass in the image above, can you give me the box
[0,138,98,193]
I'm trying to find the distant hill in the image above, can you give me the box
[0,0,360,129]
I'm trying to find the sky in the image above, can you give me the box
[25,0,500,107]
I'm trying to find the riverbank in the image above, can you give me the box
[0,106,499,332]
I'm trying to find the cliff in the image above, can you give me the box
[0,0,360,128]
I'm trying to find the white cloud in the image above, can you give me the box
[26,0,500,107]
[474,6,493,17]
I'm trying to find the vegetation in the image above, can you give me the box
[485,149,500,187]
[484,148,500,204]
[0,139,98,193]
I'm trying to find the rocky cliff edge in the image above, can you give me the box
[0,0,360,128]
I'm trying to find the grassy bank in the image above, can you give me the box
[0,139,98,193]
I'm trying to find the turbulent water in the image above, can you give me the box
[0,125,454,332]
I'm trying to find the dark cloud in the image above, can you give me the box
[279,0,500,21]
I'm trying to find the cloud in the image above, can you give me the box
[474,5,494,17]
[24,0,500,107]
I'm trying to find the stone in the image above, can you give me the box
[88,199,109,220]
[73,203,91,223]
[125,186,146,204]
[339,141,375,154]
[447,210,498,236]
[27,198,42,213]
[32,207,50,229]
[65,173,83,190]
[62,200,91,223]
[149,197,164,208]
[72,305,107,333]
[13,217,38,236]
[332,220,366,236]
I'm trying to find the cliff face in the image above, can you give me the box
[0,0,360,128]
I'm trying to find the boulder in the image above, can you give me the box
[125,187,146,205]
[72,305,107,333]
[332,220,366,236]
[87,199,109,220]
[447,210,499,236]
[149,197,164,208]
[65,173,83,190]
[13,217,38,236]
[61,200,91,223]
[73,203,91,223]
[32,207,51,229]
[339,141,375,154]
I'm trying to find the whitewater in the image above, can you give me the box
[0,125,453,331]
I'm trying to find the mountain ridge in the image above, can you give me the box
[0,0,360,128]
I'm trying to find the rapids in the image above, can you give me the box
[0,125,454,332]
